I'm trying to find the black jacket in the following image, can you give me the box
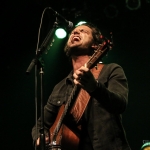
[32,63,131,150]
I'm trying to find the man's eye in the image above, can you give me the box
[81,29,88,33]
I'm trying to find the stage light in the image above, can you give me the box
[104,4,118,18]
[126,0,141,10]
[55,28,67,39]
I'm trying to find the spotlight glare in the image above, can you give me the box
[76,21,87,26]
[55,28,67,39]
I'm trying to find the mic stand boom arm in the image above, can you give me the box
[26,21,58,73]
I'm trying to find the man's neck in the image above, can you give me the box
[71,55,90,72]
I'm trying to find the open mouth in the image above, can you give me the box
[71,36,81,43]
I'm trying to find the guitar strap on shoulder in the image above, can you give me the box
[70,63,104,123]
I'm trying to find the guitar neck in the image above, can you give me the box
[53,84,78,136]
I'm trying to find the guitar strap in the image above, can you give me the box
[70,63,104,123]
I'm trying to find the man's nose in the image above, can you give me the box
[73,29,80,34]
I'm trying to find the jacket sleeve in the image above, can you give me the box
[31,101,59,142]
[90,63,129,114]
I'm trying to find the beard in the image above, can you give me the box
[64,42,94,57]
[64,45,94,57]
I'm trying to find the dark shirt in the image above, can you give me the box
[32,63,131,150]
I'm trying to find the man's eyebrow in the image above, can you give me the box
[70,28,90,33]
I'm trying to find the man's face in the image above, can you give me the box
[66,25,95,56]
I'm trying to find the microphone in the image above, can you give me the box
[49,7,74,29]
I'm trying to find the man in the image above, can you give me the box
[32,23,131,150]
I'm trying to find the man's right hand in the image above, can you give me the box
[36,136,49,146]
[36,138,40,146]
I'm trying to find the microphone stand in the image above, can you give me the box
[26,20,58,73]
[26,19,59,150]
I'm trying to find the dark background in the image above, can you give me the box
[1,0,150,149]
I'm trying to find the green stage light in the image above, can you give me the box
[55,28,67,39]
[76,21,87,26]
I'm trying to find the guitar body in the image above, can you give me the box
[61,125,80,150]
[49,105,80,150]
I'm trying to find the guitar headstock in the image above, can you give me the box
[86,35,113,69]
